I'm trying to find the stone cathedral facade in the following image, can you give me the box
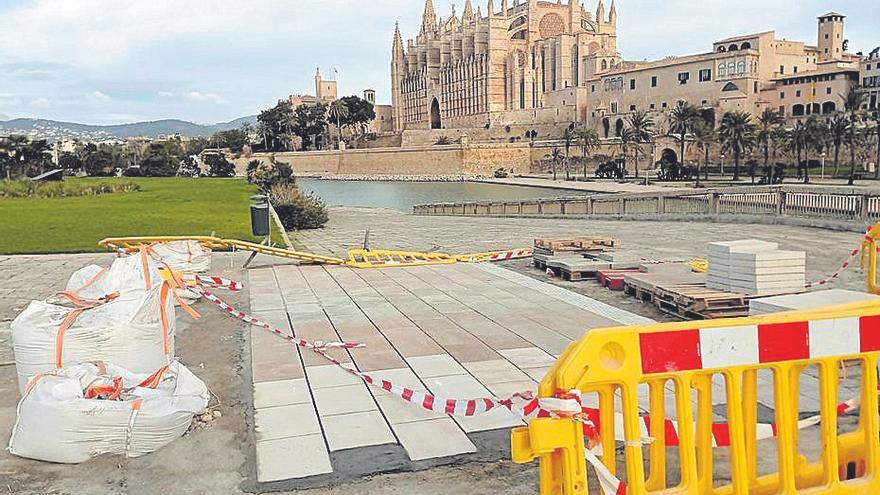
[391,0,622,132]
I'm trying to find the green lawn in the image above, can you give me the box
[0,177,274,254]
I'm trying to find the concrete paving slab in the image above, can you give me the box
[306,364,364,389]
[253,378,311,409]
[463,360,532,385]
[406,354,467,378]
[256,434,332,482]
[322,410,397,452]
[313,384,379,417]
[393,418,478,461]
[498,347,558,369]
[254,403,321,441]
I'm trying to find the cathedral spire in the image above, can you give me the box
[392,22,404,58]
[421,0,437,36]
[463,0,474,22]
[501,0,508,17]
[609,0,617,25]
[487,0,494,18]
[596,0,605,23]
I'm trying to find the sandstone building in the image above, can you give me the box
[390,3,868,139]
[863,47,880,111]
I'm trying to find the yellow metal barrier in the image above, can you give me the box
[513,299,880,495]
[862,224,880,295]
[345,249,458,269]
[101,236,531,270]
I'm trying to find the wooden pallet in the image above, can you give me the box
[623,272,750,320]
[534,236,616,253]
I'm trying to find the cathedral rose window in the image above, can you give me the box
[539,13,566,38]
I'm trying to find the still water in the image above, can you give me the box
[296,178,589,212]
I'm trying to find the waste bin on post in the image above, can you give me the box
[250,195,270,238]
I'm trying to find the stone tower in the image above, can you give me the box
[817,12,845,62]
[390,22,405,132]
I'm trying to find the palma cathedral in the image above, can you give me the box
[391,0,622,132]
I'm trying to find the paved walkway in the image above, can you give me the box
[248,261,651,486]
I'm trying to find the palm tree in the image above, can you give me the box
[562,127,576,180]
[827,114,849,177]
[719,111,756,181]
[545,147,563,181]
[327,100,350,147]
[618,127,634,174]
[626,109,655,179]
[841,87,867,185]
[756,108,785,179]
[667,101,701,172]
[789,120,810,183]
[692,120,717,187]
[576,126,601,179]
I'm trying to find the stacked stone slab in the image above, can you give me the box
[708,240,805,295]
[707,240,779,292]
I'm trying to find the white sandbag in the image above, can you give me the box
[148,241,212,273]
[64,251,163,303]
[11,273,177,394]
[8,361,208,463]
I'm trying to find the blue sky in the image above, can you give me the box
[0,0,875,125]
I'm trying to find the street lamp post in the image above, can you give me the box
[821,152,827,181]
[720,153,726,178]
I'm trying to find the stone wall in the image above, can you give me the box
[237,143,534,178]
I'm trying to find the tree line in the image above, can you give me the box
[255,95,376,152]
[546,86,880,186]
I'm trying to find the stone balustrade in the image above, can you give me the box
[413,185,880,227]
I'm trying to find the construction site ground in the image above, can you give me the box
[0,206,867,494]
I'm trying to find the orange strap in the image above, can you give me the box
[73,267,108,295]
[139,248,152,290]
[136,364,169,389]
[84,376,124,400]
[158,280,200,356]
[54,292,120,368]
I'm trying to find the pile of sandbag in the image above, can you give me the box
[8,361,208,463]
[8,245,210,463]
[10,253,177,394]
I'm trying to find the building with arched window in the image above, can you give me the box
[391,0,622,131]
[388,4,865,136]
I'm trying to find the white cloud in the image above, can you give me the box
[87,90,110,101]
[186,91,228,104]
[29,97,50,108]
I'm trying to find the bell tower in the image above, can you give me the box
[817,12,845,62]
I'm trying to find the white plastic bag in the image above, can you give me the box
[148,241,212,273]
[8,361,208,463]
[11,255,177,394]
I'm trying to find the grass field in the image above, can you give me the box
[0,177,275,254]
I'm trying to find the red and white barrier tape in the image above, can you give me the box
[805,247,861,289]
[487,248,534,262]
[185,274,243,291]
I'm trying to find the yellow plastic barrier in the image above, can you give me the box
[513,299,880,495]
[862,224,880,295]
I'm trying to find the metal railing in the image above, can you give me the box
[413,186,880,224]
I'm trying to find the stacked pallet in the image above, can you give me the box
[534,236,615,255]
[707,240,805,296]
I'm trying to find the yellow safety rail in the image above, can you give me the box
[100,236,346,265]
[345,249,458,269]
[862,223,880,295]
[512,299,880,495]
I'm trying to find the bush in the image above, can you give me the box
[204,154,236,177]
[0,179,140,198]
[251,161,295,192]
[246,160,262,182]
[269,184,328,230]
[122,167,143,177]
[178,156,200,177]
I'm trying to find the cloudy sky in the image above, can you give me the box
[0,0,875,125]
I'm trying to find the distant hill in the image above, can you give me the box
[0,116,258,141]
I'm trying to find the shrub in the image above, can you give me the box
[0,179,140,198]
[269,184,328,230]
[246,160,262,182]
[178,156,200,177]
[434,136,452,145]
[122,167,143,177]
[251,161,295,192]
[204,154,236,177]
